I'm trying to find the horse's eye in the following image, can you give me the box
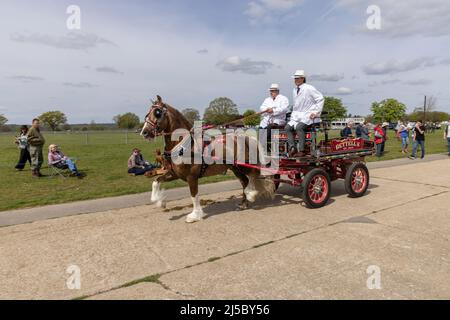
[154,109,163,118]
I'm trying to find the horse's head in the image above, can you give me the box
[141,95,170,140]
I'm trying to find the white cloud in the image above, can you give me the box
[404,79,433,86]
[335,87,353,95]
[245,0,303,25]
[197,49,208,54]
[368,79,401,87]
[362,57,436,75]
[309,73,344,82]
[261,0,303,11]
[96,66,123,75]
[216,56,273,75]
[10,32,116,50]
[339,0,450,38]
[8,75,44,82]
[63,82,98,88]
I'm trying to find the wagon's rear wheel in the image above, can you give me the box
[302,168,331,209]
[273,174,281,191]
[345,163,369,198]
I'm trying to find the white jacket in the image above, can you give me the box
[259,94,289,128]
[288,83,324,127]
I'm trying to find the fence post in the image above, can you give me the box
[85,132,88,145]
[125,130,128,145]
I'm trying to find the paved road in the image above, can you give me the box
[0,156,449,299]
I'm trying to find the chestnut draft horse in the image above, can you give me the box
[141,95,274,223]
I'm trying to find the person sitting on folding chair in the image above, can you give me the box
[48,144,82,178]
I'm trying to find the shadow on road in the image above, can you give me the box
[168,181,379,221]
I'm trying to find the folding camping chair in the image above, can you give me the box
[48,158,78,179]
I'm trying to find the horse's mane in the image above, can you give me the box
[164,103,193,131]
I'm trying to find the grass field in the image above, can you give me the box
[0,129,448,212]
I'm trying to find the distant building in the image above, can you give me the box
[330,117,365,130]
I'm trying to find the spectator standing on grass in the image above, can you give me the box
[374,123,386,157]
[14,125,31,171]
[395,120,401,141]
[380,122,389,155]
[128,148,158,176]
[444,119,450,156]
[27,118,45,178]
[398,121,410,154]
[409,120,426,160]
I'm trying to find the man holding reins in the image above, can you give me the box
[259,83,289,151]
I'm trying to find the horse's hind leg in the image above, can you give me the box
[186,176,205,223]
[230,167,250,210]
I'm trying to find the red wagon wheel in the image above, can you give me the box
[345,163,370,198]
[302,168,331,208]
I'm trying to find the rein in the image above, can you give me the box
[144,106,268,138]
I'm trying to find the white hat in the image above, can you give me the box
[292,70,306,79]
[269,83,280,91]
[382,122,389,127]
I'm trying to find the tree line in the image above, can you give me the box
[1,96,448,132]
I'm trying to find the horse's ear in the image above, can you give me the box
[156,95,163,103]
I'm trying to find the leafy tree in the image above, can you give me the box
[113,112,140,130]
[0,114,8,126]
[371,99,406,123]
[408,111,449,123]
[38,111,68,131]
[322,97,347,121]
[242,109,261,126]
[182,108,201,125]
[203,97,240,125]
[364,114,374,124]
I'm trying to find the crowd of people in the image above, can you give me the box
[13,118,82,178]
[13,118,161,179]
[337,118,450,159]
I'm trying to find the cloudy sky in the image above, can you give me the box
[1,0,450,124]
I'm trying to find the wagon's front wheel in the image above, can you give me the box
[345,163,369,198]
[302,168,331,209]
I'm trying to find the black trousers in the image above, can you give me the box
[15,148,31,170]
[285,122,308,152]
[128,165,155,176]
[260,123,281,152]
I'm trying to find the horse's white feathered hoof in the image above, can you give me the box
[151,181,166,207]
[156,200,166,208]
[186,211,204,223]
[245,190,258,203]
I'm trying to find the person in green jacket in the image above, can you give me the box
[27,118,46,177]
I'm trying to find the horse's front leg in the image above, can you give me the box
[151,173,174,208]
[186,176,204,223]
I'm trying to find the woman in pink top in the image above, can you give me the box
[48,144,81,178]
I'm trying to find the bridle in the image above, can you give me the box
[143,104,168,136]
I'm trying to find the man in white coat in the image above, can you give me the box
[259,83,289,151]
[285,70,324,157]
